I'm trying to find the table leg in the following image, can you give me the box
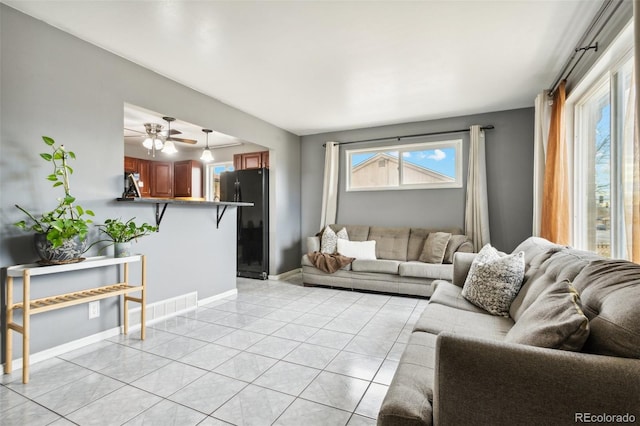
[123,262,129,335]
[22,270,30,384]
[4,276,13,374]
[141,255,146,340]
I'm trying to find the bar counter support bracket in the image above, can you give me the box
[216,205,228,228]
[155,203,169,230]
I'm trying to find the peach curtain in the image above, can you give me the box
[541,80,570,245]
[624,0,640,262]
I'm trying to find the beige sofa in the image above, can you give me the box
[301,225,472,297]
[378,237,640,425]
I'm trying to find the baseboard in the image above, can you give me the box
[198,288,238,307]
[3,289,237,372]
[6,326,122,372]
[268,268,302,281]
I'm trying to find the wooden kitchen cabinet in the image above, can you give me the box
[150,161,173,197]
[233,151,269,170]
[124,156,138,173]
[174,160,202,198]
[137,159,151,197]
[123,157,151,197]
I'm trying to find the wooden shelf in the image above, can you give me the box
[11,283,144,315]
[4,255,146,384]
[116,197,253,229]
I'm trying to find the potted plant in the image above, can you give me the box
[97,218,157,257]
[15,136,95,264]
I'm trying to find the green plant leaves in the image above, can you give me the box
[15,136,93,249]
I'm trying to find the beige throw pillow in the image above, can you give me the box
[419,232,452,264]
[505,279,590,351]
[443,234,471,264]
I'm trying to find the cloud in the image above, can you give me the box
[428,149,446,161]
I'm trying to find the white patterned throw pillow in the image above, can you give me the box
[461,244,525,317]
[320,226,349,254]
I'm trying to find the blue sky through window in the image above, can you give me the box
[351,147,456,178]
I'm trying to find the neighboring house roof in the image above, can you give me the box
[352,152,454,183]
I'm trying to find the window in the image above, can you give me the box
[345,139,462,191]
[204,162,234,201]
[573,55,633,259]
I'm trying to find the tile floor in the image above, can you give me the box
[1,276,428,426]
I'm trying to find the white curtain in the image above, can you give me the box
[465,125,491,251]
[319,141,340,230]
[533,91,552,236]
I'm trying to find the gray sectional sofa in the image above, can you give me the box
[301,224,473,297]
[378,236,640,426]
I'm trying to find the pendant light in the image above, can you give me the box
[200,128,214,162]
[161,116,178,154]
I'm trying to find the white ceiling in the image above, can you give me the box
[4,0,602,136]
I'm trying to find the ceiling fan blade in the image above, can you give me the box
[168,137,198,145]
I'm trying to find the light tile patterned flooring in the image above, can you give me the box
[1,276,428,425]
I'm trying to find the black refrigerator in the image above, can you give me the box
[220,168,269,280]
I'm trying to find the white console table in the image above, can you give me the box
[4,255,146,383]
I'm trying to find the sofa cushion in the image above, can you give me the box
[329,224,370,242]
[443,235,471,264]
[429,280,488,314]
[399,262,453,280]
[462,245,525,317]
[351,259,400,274]
[368,226,411,261]
[572,259,640,359]
[419,232,451,264]
[407,227,464,261]
[337,239,376,260]
[510,248,601,322]
[320,226,348,254]
[414,302,514,341]
[378,331,437,426]
[505,279,590,351]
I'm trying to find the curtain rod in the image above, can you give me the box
[547,0,622,95]
[324,125,494,147]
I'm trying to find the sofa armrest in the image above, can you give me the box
[434,332,640,425]
[306,236,320,253]
[451,252,476,287]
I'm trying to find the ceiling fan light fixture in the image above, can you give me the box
[201,128,214,162]
[154,137,164,150]
[162,140,178,154]
[143,137,153,149]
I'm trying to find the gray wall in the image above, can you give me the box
[301,108,534,253]
[0,5,301,358]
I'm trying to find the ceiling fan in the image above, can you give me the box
[124,116,197,156]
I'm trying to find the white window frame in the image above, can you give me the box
[568,21,633,259]
[204,161,234,201]
[345,139,463,192]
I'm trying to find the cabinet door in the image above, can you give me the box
[233,154,242,171]
[150,161,173,197]
[138,159,151,197]
[261,151,269,168]
[124,156,138,173]
[242,152,263,169]
[174,160,192,197]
